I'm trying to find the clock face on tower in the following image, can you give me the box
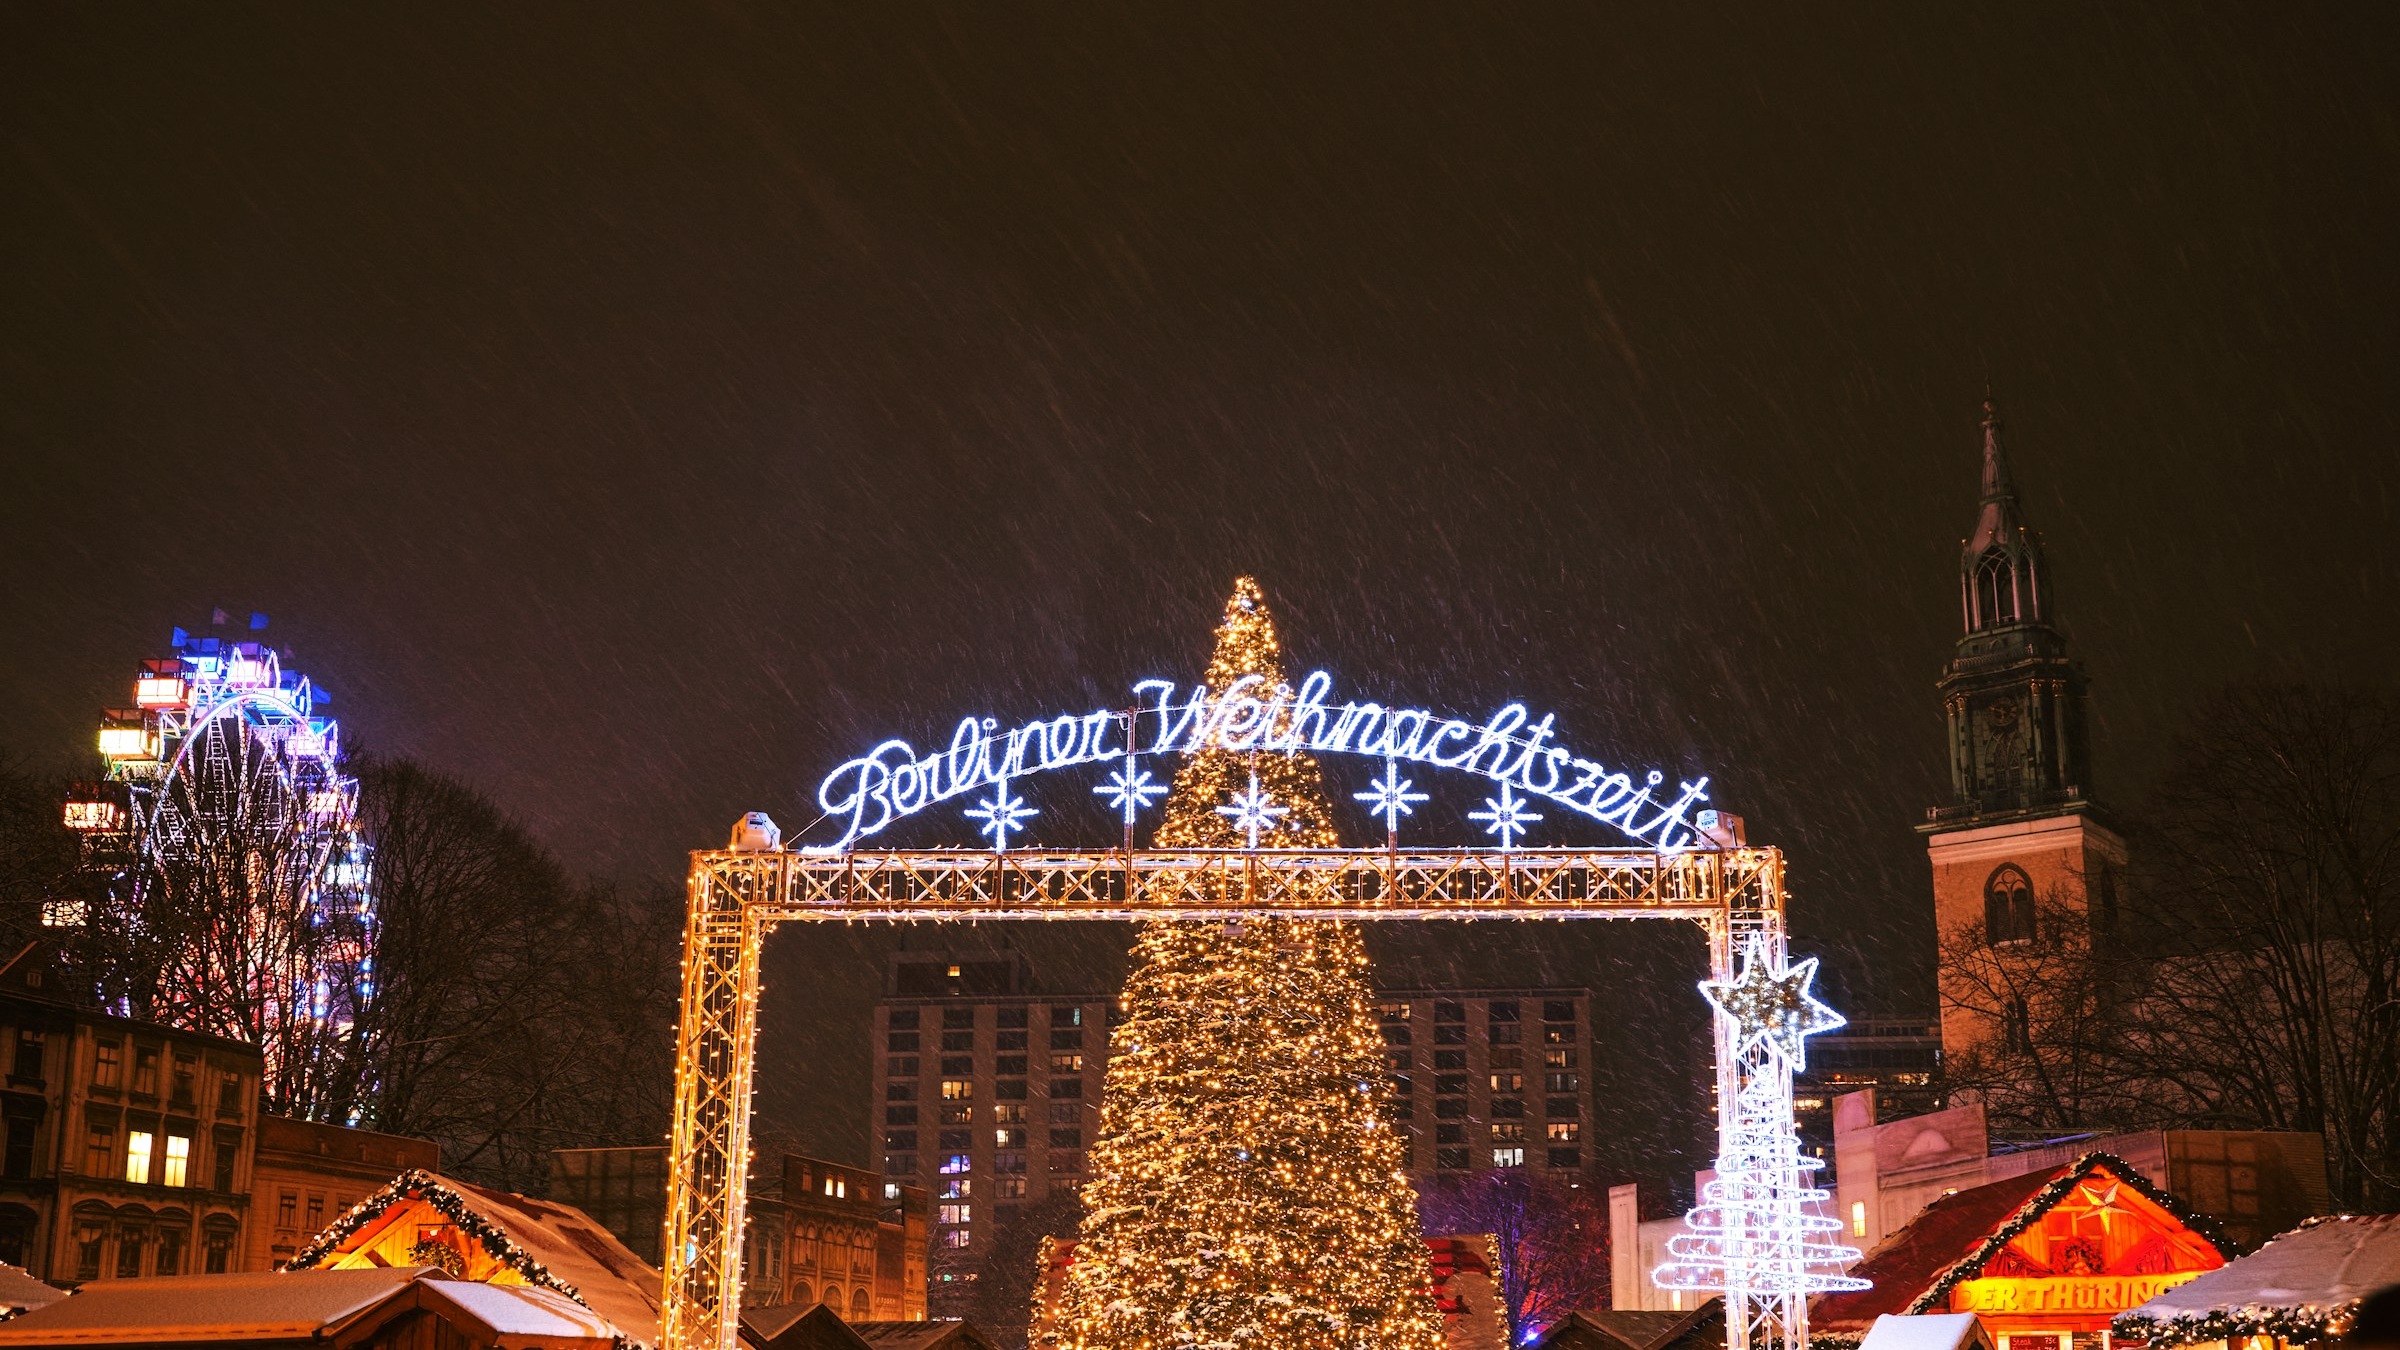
[1987,698,2021,732]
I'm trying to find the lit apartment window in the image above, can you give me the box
[126,1130,154,1184]
[1489,1072,1524,1093]
[1049,1053,1083,1074]
[1851,1201,1868,1238]
[1489,1123,1525,1142]
[1491,1147,1525,1168]
[941,1228,971,1248]
[939,1203,971,1224]
[941,1079,972,1101]
[939,1154,971,1175]
[163,1134,190,1187]
[94,1041,122,1089]
[940,1178,969,1199]
[994,1103,1026,1124]
[1545,1122,1580,1143]
[940,1103,972,1125]
[1543,1047,1577,1069]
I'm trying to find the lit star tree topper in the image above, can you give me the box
[1049,577,1446,1350]
[1698,934,1846,1070]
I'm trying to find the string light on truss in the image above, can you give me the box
[1353,759,1429,838]
[1215,771,1289,849]
[1094,766,1168,827]
[1468,782,1543,850]
[965,778,1037,851]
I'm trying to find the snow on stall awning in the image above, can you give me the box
[0,1267,427,1344]
[2114,1214,2400,1348]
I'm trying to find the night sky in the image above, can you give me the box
[7,8,2397,1156]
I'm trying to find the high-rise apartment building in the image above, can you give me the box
[870,950,1596,1299]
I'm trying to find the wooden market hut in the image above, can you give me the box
[1812,1153,2236,1350]
[2112,1213,2400,1350]
[285,1168,664,1348]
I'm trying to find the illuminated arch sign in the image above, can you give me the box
[806,671,1711,853]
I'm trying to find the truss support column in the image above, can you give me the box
[662,855,771,1350]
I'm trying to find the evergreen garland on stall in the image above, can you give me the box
[2111,1214,2378,1349]
[1900,1152,2237,1317]
[284,1169,593,1311]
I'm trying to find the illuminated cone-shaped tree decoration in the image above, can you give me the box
[1045,578,1446,1350]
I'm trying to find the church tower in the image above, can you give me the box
[1918,400,2125,1057]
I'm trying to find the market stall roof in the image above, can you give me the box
[0,1267,422,1345]
[0,1266,614,1348]
[288,1168,663,1347]
[2113,1214,2400,1348]
[740,1302,873,1349]
[1855,1313,1991,1350]
[850,1321,999,1349]
[0,1264,64,1316]
[1812,1152,2233,1338]
[1531,1303,1724,1350]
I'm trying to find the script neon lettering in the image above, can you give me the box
[801,670,1708,852]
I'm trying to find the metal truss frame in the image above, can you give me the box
[661,846,1802,1350]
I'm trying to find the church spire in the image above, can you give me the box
[1958,395,2049,633]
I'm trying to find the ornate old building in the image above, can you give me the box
[1918,400,2126,1059]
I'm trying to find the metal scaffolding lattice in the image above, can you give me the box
[661,845,1812,1350]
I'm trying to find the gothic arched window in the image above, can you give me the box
[1985,864,2036,945]
[851,1288,872,1320]
[1975,549,2016,628]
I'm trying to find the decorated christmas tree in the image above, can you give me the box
[1043,578,1447,1350]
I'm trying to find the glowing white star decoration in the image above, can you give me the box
[965,779,1037,851]
[1353,759,1430,837]
[1468,782,1543,850]
[1094,766,1168,826]
[1698,935,1846,1070]
[1216,772,1288,849]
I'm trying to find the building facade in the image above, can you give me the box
[1918,400,2124,1060]
[246,1113,439,1270]
[0,944,259,1283]
[1793,1016,1944,1173]
[553,1145,928,1321]
[871,950,1597,1301]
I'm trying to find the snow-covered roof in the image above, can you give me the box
[1855,1313,1991,1350]
[850,1320,996,1349]
[425,1279,621,1339]
[289,1168,664,1348]
[0,1267,426,1344]
[2114,1214,2400,1347]
[0,1264,64,1316]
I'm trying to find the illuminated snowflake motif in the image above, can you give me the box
[965,781,1037,851]
[1468,782,1543,850]
[1215,772,1288,849]
[1352,760,1430,836]
[1094,766,1168,826]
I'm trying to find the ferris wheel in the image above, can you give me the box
[66,621,375,1111]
